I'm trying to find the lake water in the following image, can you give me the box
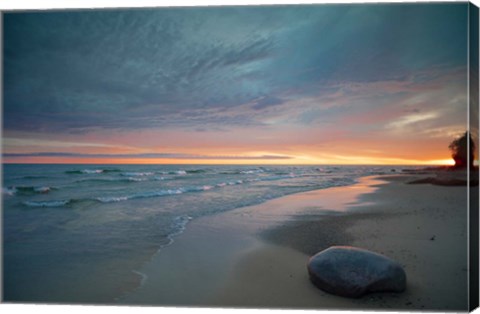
[2,164,409,303]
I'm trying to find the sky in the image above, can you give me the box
[2,3,474,165]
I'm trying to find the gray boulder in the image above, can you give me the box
[307,246,406,298]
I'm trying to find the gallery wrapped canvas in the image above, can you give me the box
[1,1,479,312]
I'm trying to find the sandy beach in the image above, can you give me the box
[120,173,471,311]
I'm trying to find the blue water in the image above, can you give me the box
[2,164,408,303]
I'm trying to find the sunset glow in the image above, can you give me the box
[3,4,475,165]
[0,151,459,166]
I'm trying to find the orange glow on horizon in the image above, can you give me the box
[428,159,456,166]
[3,125,468,167]
[2,155,457,166]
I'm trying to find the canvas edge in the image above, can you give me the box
[469,1,480,312]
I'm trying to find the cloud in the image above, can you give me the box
[251,65,467,132]
[3,137,127,149]
[387,112,439,129]
[3,152,292,160]
[3,3,468,134]
[251,96,284,110]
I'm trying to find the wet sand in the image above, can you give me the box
[121,175,470,311]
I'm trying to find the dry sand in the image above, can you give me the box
[121,174,471,311]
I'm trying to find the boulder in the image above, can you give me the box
[307,246,406,298]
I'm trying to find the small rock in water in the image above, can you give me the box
[307,246,406,298]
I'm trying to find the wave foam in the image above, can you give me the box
[126,177,147,182]
[4,186,53,195]
[33,186,51,193]
[260,173,297,181]
[241,169,264,174]
[2,187,17,196]
[185,169,207,174]
[153,176,175,181]
[96,196,130,203]
[159,170,187,175]
[66,168,121,174]
[121,172,154,177]
[96,189,184,203]
[82,169,104,174]
[23,200,70,207]
[169,215,193,238]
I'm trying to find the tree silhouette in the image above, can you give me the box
[448,131,475,168]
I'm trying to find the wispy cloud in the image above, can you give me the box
[3,137,128,149]
[387,112,439,129]
[3,152,292,160]
[4,4,468,133]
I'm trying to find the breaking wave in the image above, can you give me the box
[23,200,71,207]
[65,169,122,175]
[3,186,53,195]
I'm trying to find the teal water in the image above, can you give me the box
[2,164,410,304]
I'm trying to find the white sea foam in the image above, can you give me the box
[96,196,130,203]
[82,169,104,174]
[94,183,221,204]
[2,187,17,196]
[261,173,297,181]
[4,186,54,195]
[127,214,193,293]
[121,172,154,177]
[159,170,188,175]
[96,189,185,203]
[23,200,69,207]
[132,270,148,286]
[126,177,147,182]
[153,176,175,181]
[240,169,264,174]
[167,215,193,242]
[34,186,51,193]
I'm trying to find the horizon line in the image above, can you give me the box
[1,161,453,167]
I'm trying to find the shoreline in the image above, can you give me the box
[120,176,384,306]
[120,174,469,311]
